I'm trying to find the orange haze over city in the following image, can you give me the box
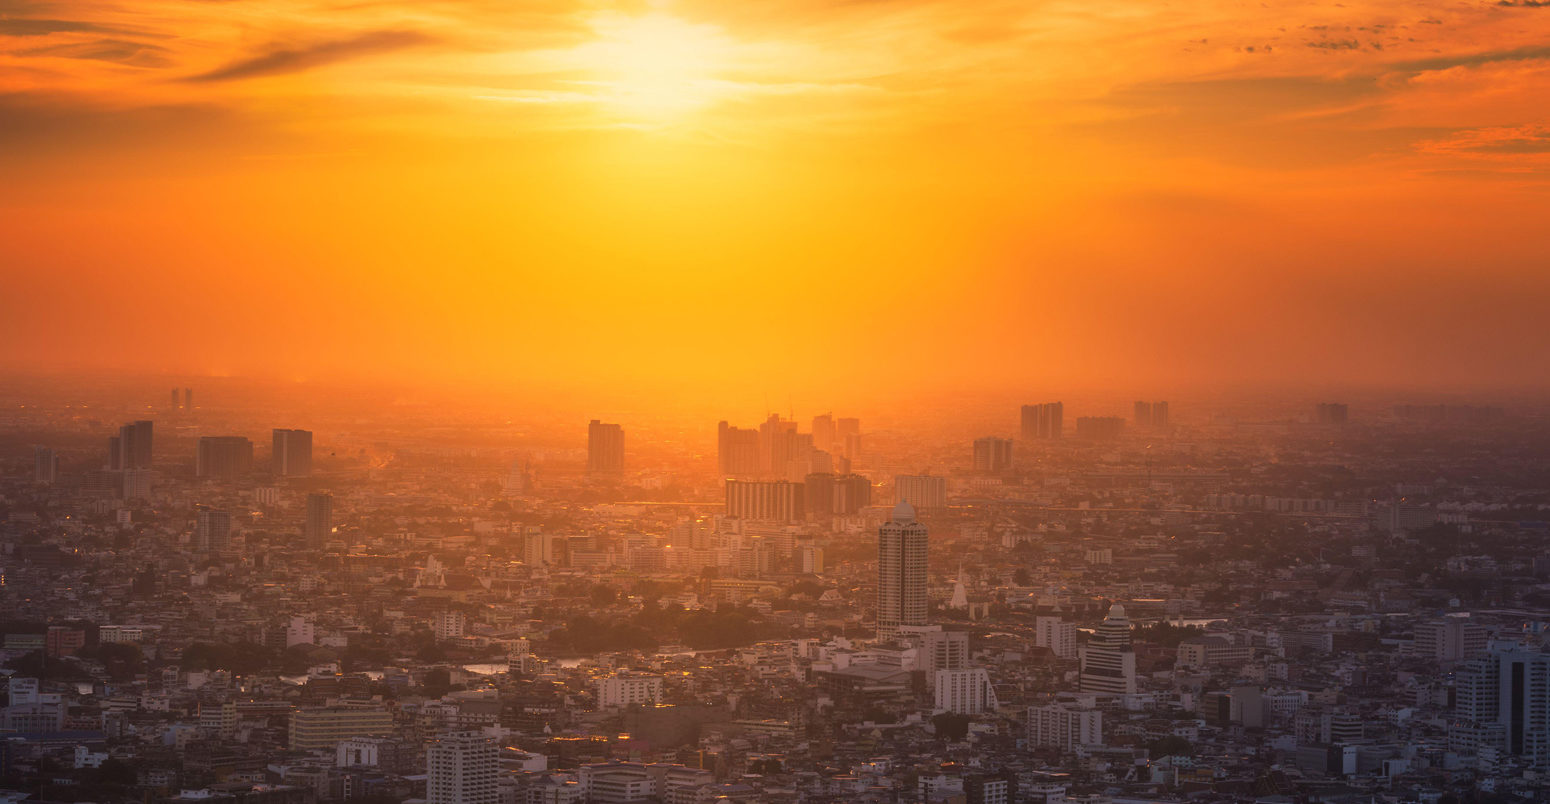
[4,0,1550,405]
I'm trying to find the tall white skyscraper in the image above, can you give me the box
[877,499,928,640]
[426,732,498,804]
[1079,603,1137,695]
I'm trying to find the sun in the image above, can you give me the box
[572,12,737,119]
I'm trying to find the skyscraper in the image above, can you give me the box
[195,508,232,553]
[1020,402,1063,440]
[972,437,1014,473]
[34,446,57,485]
[184,387,193,410]
[724,479,805,522]
[196,436,253,479]
[1453,644,1550,761]
[119,420,153,469]
[812,413,835,452]
[1079,603,1137,695]
[305,492,333,549]
[716,421,761,476]
[894,474,947,511]
[272,429,314,477]
[1135,401,1169,427]
[877,499,928,640]
[586,420,625,476]
[426,732,498,804]
[171,388,180,410]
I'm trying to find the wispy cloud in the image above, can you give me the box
[183,29,435,82]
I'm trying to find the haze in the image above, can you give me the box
[4,0,1550,403]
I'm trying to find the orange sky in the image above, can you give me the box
[3,0,1549,404]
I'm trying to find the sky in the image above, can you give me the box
[3,0,1549,407]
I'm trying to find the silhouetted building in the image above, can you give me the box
[724,480,804,522]
[1020,402,1063,440]
[894,474,947,511]
[717,421,761,476]
[197,436,254,479]
[972,436,1013,473]
[1134,401,1169,427]
[305,492,333,549]
[272,428,313,477]
[33,446,57,485]
[877,499,928,640]
[1075,416,1125,440]
[1315,402,1349,425]
[804,472,873,516]
[196,508,232,553]
[587,420,625,476]
[109,420,153,470]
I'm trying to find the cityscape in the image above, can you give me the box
[3,384,1550,804]
[4,0,1550,802]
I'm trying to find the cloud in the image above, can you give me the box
[1388,44,1550,73]
[1497,0,1549,7]
[20,38,172,67]
[0,18,116,36]
[1418,125,1550,157]
[182,29,435,82]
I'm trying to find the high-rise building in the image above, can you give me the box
[1036,616,1078,659]
[587,420,625,476]
[427,732,498,804]
[1028,704,1103,750]
[1079,603,1137,694]
[803,472,873,517]
[877,499,928,640]
[184,387,193,410]
[196,436,253,479]
[972,437,1014,473]
[1075,416,1125,440]
[894,474,947,511]
[171,388,180,410]
[836,417,861,459]
[33,447,57,485]
[1415,616,1488,665]
[110,421,153,471]
[1020,402,1063,440]
[1315,402,1349,425]
[935,668,999,714]
[195,508,232,553]
[305,492,333,549]
[724,480,805,522]
[1453,643,1550,761]
[1135,401,1170,427]
[272,429,313,477]
[716,421,761,476]
[812,413,835,452]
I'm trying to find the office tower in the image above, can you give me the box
[972,437,1014,473]
[1036,616,1078,659]
[305,492,333,549]
[894,474,947,511]
[121,469,153,500]
[1075,416,1125,440]
[427,733,498,804]
[110,420,153,469]
[836,417,862,459]
[184,388,193,410]
[934,667,998,715]
[195,508,232,553]
[1315,402,1349,425]
[1020,402,1063,440]
[1079,603,1137,694]
[587,420,625,476]
[272,429,314,477]
[758,414,800,474]
[1454,644,1550,760]
[724,480,805,522]
[812,413,835,451]
[171,388,180,410]
[33,447,57,485]
[1135,401,1169,427]
[716,421,761,476]
[877,499,928,640]
[1415,617,1488,665]
[196,436,254,478]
